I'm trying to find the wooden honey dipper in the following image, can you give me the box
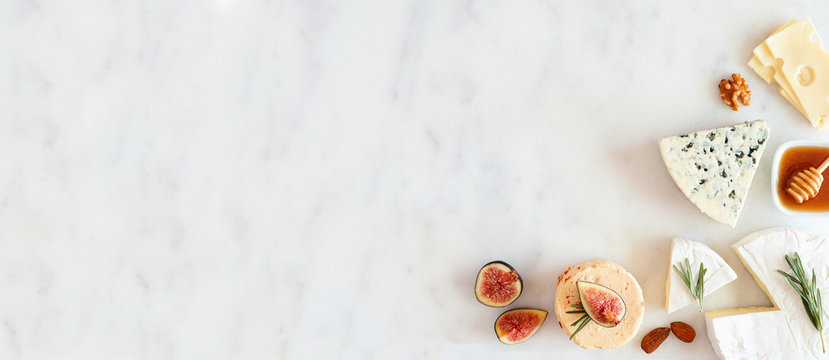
[786,155,829,204]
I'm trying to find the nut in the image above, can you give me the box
[641,327,671,354]
[719,73,751,111]
[670,321,696,343]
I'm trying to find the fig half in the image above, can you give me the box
[577,281,626,327]
[474,260,523,307]
[494,308,547,344]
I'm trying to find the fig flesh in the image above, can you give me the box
[475,261,523,307]
[576,281,626,327]
[494,308,547,344]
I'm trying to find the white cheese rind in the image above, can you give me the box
[666,237,737,313]
[706,310,797,360]
[658,120,769,227]
[705,228,829,360]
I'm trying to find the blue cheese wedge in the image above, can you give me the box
[658,120,769,227]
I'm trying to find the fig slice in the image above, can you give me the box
[494,308,548,344]
[474,261,523,307]
[576,281,626,327]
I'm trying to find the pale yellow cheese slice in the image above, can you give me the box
[764,18,829,131]
[748,19,797,84]
[750,54,809,117]
[773,18,799,34]
[753,44,800,103]
[748,19,804,113]
[749,18,798,82]
[747,56,775,84]
[778,88,809,118]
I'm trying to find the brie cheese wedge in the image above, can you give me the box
[705,228,829,360]
[658,120,769,227]
[666,237,737,313]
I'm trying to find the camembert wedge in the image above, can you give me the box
[706,228,829,359]
[666,237,737,313]
[658,120,769,227]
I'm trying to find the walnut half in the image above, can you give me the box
[719,73,751,111]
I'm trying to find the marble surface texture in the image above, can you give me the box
[2,1,829,359]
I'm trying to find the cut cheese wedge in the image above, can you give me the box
[666,237,737,313]
[748,18,829,131]
[750,43,805,113]
[748,19,805,115]
[658,120,769,227]
[705,228,829,360]
[765,18,829,131]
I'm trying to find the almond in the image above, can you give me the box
[670,321,696,343]
[641,327,670,354]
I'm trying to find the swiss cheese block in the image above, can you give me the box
[748,18,829,131]
[750,42,804,112]
[749,18,798,84]
[749,19,797,84]
[705,228,829,360]
[658,120,769,227]
[764,18,829,131]
[748,19,805,114]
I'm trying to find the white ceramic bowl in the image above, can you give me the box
[771,140,829,216]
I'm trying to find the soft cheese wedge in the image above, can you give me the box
[658,120,769,227]
[706,228,829,360]
[666,237,737,313]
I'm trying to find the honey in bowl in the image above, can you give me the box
[778,146,829,212]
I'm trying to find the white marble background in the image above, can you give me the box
[2,0,829,359]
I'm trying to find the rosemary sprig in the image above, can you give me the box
[673,258,707,312]
[777,252,825,353]
[567,303,592,340]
